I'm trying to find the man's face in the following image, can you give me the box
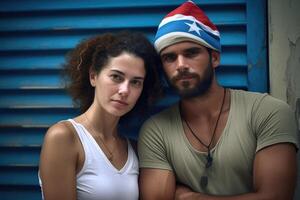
[160,42,218,98]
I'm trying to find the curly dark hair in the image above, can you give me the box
[63,30,163,116]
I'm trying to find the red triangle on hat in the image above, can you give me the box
[165,0,218,31]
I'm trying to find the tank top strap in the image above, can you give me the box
[67,119,89,142]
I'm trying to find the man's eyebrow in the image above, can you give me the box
[161,47,201,57]
[160,52,175,57]
[183,47,201,52]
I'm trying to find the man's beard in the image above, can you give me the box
[169,62,214,99]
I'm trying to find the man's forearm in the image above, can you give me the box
[175,185,292,200]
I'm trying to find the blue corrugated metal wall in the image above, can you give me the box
[0,0,267,199]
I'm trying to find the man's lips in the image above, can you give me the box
[178,76,194,80]
[174,75,196,82]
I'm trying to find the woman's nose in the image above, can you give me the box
[118,82,129,97]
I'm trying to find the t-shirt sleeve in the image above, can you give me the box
[138,117,173,171]
[252,95,299,152]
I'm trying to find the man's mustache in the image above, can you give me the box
[171,71,199,82]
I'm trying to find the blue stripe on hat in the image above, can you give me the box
[155,19,221,52]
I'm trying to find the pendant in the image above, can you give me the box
[205,152,213,168]
[200,176,208,188]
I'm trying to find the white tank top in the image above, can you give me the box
[39,119,139,200]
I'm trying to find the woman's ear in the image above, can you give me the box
[89,68,97,87]
[211,51,220,69]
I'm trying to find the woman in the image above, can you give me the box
[39,31,162,200]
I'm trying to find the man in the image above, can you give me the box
[138,1,299,199]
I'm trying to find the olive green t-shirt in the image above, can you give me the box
[138,89,299,195]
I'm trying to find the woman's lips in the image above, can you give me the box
[112,100,129,106]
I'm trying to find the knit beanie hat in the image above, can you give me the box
[154,0,221,52]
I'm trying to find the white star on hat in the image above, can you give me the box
[185,21,201,35]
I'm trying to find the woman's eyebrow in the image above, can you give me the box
[110,69,124,75]
[110,69,144,80]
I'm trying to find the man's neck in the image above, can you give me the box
[180,85,226,118]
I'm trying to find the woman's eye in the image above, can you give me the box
[131,79,143,88]
[110,74,123,82]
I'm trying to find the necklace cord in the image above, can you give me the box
[182,88,226,154]
[84,113,115,161]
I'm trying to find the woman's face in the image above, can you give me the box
[90,52,146,117]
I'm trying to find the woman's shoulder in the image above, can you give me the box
[39,120,80,188]
[43,120,78,146]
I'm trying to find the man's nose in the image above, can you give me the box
[176,55,189,71]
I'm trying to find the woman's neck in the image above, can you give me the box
[84,103,120,139]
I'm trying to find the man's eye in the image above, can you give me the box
[185,49,200,58]
[110,74,123,82]
[161,54,177,63]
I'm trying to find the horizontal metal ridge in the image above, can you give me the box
[0,1,246,12]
